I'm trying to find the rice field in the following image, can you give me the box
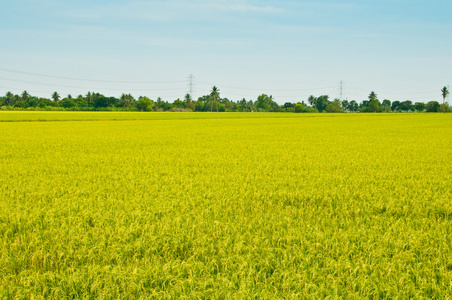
[1,112,451,298]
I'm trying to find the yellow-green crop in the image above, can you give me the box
[0,112,451,298]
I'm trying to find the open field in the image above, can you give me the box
[1,112,451,298]
[0,111,314,122]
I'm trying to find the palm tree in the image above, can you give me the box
[441,86,449,113]
[4,91,14,106]
[184,93,195,111]
[21,90,30,102]
[308,95,317,107]
[86,92,93,107]
[209,86,220,112]
[368,91,377,101]
[52,91,60,103]
[120,93,135,108]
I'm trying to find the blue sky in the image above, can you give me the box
[1,0,451,103]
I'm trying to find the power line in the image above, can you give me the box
[0,67,185,84]
[339,80,344,101]
[196,81,337,92]
[347,87,437,95]
[187,74,195,97]
[0,77,186,91]
[0,85,50,95]
[0,84,185,100]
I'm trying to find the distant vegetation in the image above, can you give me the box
[1,86,450,113]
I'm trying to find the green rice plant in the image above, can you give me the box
[0,113,451,298]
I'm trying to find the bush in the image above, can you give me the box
[168,108,192,112]
[60,99,76,108]
[426,101,440,112]
[294,103,305,113]
[325,100,343,113]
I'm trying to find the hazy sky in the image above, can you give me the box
[1,0,451,104]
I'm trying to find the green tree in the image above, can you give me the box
[348,100,359,112]
[60,99,76,108]
[382,99,391,112]
[325,99,343,113]
[255,94,272,111]
[73,95,87,107]
[341,100,349,112]
[269,96,280,112]
[426,101,440,112]
[38,98,55,108]
[283,102,294,111]
[368,91,378,101]
[93,96,110,108]
[86,92,93,107]
[52,91,60,103]
[154,97,164,111]
[173,98,185,109]
[308,95,317,107]
[399,100,413,112]
[158,98,172,111]
[3,91,15,106]
[120,93,135,108]
[184,93,195,111]
[238,98,253,112]
[246,100,254,112]
[294,103,306,113]
[315,95,330,112]
[414,102,426,112]
[21,90,30,105]
[137,96,154,111]
[194,100,205,112]
[208,86,220,112]
[391,101,401,112]
[27,96,38,107]
[368,100,381,112]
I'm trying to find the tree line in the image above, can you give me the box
[0,86,450,113]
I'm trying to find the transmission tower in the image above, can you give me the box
[187,74,195,97]
[339,80,344,101]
